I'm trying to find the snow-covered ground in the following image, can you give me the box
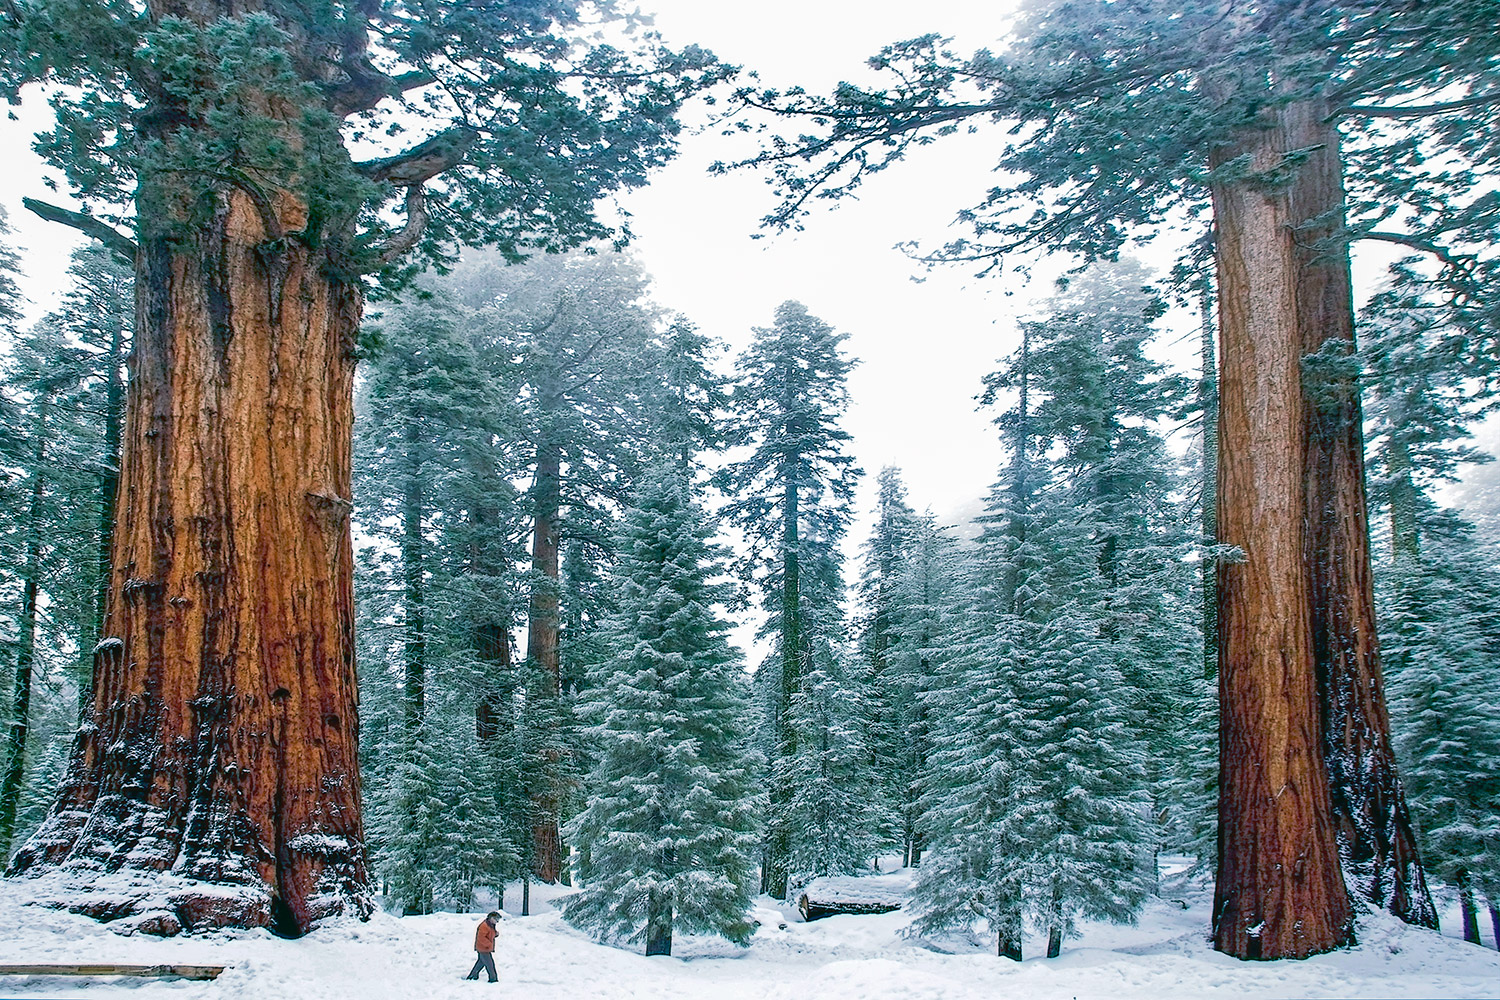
[1,865,1498,1000]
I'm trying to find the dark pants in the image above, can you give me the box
[466,951,497,982]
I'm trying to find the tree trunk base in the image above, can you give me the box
[4,865,367,937]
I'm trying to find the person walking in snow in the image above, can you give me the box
[465,911,500,983]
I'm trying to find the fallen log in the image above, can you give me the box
[797,875,905,922]
[0,964,225,980]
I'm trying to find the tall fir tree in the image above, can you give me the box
[563,463,759,955]
[51,244,134,710]
[720,300,866,899]
[855,467,919,852]
[0,320,112,861]
[1363,268,1500,946]
[454,249,703,884]
[354,288,519,914]
[913,270,1166,959]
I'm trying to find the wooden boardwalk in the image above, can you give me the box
[0,964,225,980]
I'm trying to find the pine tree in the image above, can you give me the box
[883,509,955,868]
[912,273,1162,959]
[51,245,133,709]
[855,467,919,851]
[720,300,865,899]
[982,264,1197,871]
[1363,270,1500,946]
[355,289,505,914]
[563,464,759,955]
[907,532,1031,958]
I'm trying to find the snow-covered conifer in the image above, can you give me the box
[563,464,759,955]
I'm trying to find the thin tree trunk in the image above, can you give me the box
[765,477,800,901]
[527,441,563,883]
[1488,900,1499,951]
[0,417,49,858]
[1458,870,1479,945]
[1386,438,1420,564]
[398,416,430,917]
[645,892,672,956]
[998,926,1022,962]
[1209,111,1353,961]
[1285,99,1436,930]
[1046,925,1062,959]
[474,626,512,741]
[8,184,369,935]
[82,310,128,717]
[402,417,426,732]
[1002,326,1031,614]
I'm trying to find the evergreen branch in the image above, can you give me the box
[1346,92,1500,119]
[21,199,137,262]
[355,127,479,186]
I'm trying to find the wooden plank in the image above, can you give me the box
[0,964,225,980]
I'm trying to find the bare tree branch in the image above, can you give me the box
[328,63,436,118]
[372,186,428,266]
[22,198,138,261]
[1358,230,1473,269]
[1346,92,1500,119]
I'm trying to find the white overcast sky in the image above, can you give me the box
[623,0,1032,531]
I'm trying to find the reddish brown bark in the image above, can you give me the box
[1284,99,1437,929]
[1210,111,1353,960]
[8,188,369,936]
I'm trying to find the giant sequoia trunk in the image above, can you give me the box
[1210,107,1353,960]
[1284,100,1436,929]
[7,186,370,935]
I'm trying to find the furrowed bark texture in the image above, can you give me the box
[8,189,369,936]
[1210,109,1353,960]
[1285,100,1436,929]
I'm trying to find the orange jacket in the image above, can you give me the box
[475,918,497,953]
